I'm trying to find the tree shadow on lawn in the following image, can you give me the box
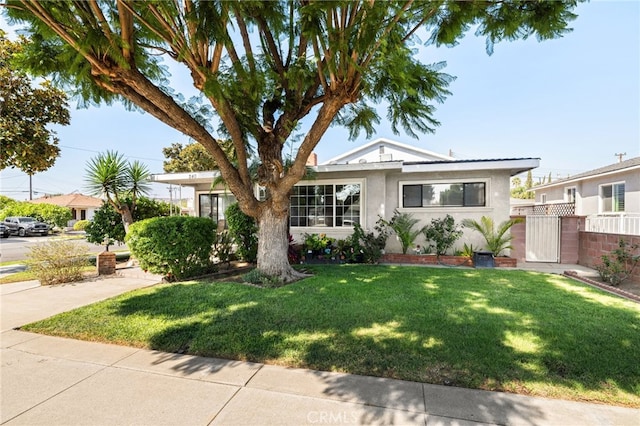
[113,266,640,408]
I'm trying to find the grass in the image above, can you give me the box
[21,265,640,407]
[0,265,96,284]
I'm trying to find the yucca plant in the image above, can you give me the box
[461,216,523,257]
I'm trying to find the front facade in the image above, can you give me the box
[151,138,539,254]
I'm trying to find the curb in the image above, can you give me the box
[563,270,640,303]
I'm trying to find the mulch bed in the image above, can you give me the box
[563,271,640,303]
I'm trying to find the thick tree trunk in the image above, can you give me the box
[257,207,306,283]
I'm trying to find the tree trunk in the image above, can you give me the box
[120,205,134,233]
[257,207,306,283]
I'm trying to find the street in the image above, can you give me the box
[0,234,125,263]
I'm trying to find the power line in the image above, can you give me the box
[59,144,164,163]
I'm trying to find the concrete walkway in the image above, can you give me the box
[1,266,639,425]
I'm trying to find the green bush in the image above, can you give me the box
[0,195,16,210]
[126,216,216,281]
[383,210,424,254]
[131,196,171,221]
[0,201,72,228]
[242,268,281,288]
[596,239,640,286]
[225,203,258,262]
[345,219,390,264]
[26,240,90,285]
[85,203,126,249]
[73,219,90,231]
[422,214,463,257]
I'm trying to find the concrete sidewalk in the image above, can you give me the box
[2,266,639,425]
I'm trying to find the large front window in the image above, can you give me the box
[199,193,236,223]
[402,182,486,208]
[290,183,361,227]
[601,183,625,212]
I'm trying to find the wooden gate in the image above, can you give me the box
[525,216,561,262]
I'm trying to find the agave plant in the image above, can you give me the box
[461,216,523,257]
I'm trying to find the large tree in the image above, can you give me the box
[0,29,70,174]
[4,1,580,281]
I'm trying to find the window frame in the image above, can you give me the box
[289,179,365,229]
[197,191,236,223]
[399,179,489,209]
[565,186,577,203]
[600,181,625,213]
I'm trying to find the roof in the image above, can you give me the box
[321,138,454,165]
[534,156,640,190]
[29,193,104,208]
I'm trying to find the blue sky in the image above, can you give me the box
[1,0,639,201]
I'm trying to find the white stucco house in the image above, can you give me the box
[531,156,640,235]
[29,193,104,227]
[151,138,539,253]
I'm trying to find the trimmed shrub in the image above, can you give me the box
[423,214,463,257]
[26,240,90,285]
[126,216,216,281]
[73,219,90,231]
[225,203,258,262]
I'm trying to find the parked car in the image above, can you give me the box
[3,216,50,237]
[0,224,9,238]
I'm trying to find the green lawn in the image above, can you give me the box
[21,265,640,407]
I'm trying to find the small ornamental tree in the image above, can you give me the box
[423,215,463,257]
[85,202,126,250]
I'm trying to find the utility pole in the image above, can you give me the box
[167,185,173,216]
[614,152,626,163]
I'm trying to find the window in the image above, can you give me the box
[540,193,547,204]
[601,183,625,212]
[199,193,236,222]
[565,187,576,203]
[402,182,485,208]
[290,183,361,227]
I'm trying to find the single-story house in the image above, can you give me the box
[530,156,640,235]
[151,138,540,254]
[29,193,104,226]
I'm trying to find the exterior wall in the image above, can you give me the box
[384,169,513,254]
[579,232,640,283]
[536,168,639,216]
[338,145,444,164]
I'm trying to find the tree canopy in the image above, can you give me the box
[4,0,581,280]
[0,29,70,174]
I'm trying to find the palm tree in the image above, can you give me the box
[461,216,523,256]
[387,210,424,254]
[85,151,150,233]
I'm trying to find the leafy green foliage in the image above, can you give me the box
[162,142,229,173]
[85,202,126,249]
[131,196,170,221]
[423,215,463,256]
[384,210,424,254]
[26,240,89,285]
[6,0,581,277]
[72,219,89,231]
[345,219,390,264]
[242,268,282,288]
[0,195,16,210]
[462,216,523,256]
[0,30,70,174]
[596,239,640,286]
[0,200,71,228]
[212,230,234,267]
[126,216,217,281]
[225,203,257,263]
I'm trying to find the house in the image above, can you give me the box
[29,193,104,227]
[150,138,539,254]
[530,156,640,235]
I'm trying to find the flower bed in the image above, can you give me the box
[381,253,516,268]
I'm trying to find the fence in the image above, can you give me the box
[585,214,640,236]
[511,202,575,216]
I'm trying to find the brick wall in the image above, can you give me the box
[578,232,640,283]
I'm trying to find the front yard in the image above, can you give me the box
[21,265,640,407]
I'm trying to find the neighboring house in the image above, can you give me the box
[530,157,640,235]
[151,138,539,254]
[29,193,104,227]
